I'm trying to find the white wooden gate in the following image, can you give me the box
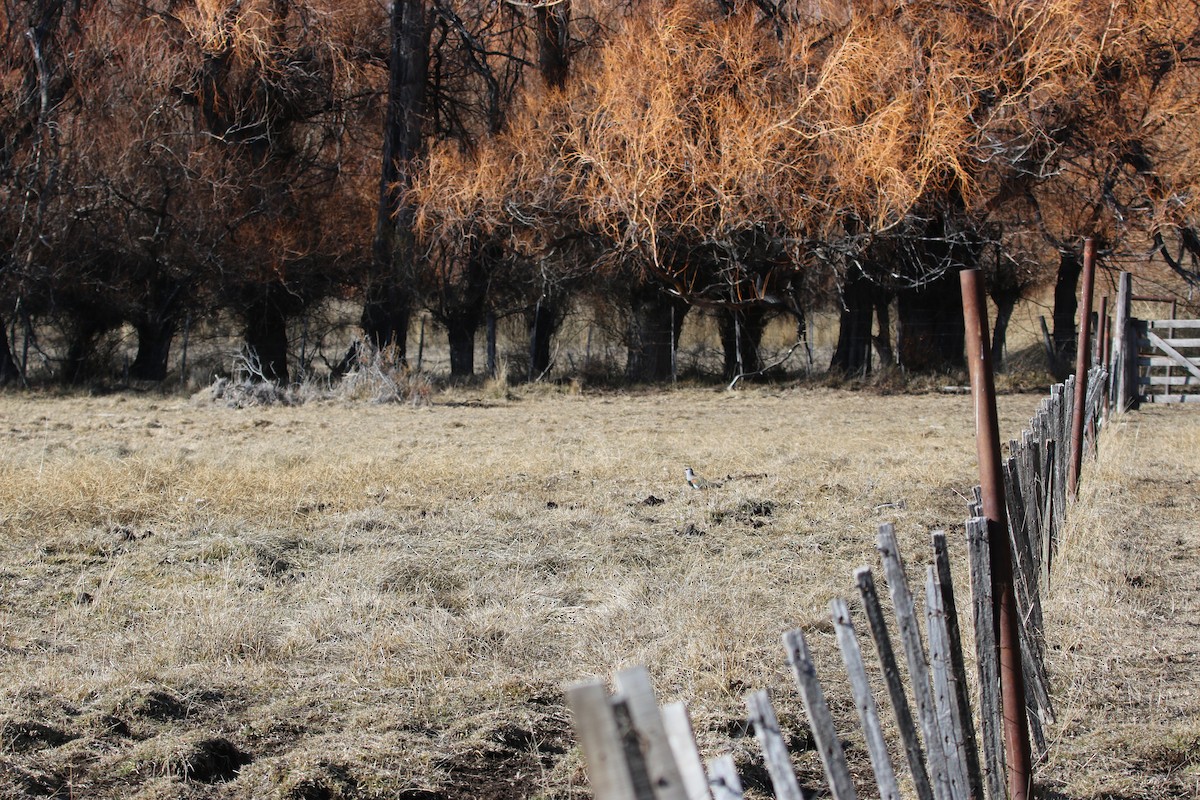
[1136,319,1200,403]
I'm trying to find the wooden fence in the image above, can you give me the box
[565,363,1110,800]
[1112,271,1200,406]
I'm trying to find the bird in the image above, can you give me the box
[684,466,712,490]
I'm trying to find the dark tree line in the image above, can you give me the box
[3,0,1200,387]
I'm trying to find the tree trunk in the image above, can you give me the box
[361,282,411,361]
[718,306,766,381]
[1051,249,1082,372]
[486,312,497,376]
[526,300,565,380]
[61,316,116,386]
[244,284,290,384]
[446,312,478,377]
[626,287,688,382]
[536,1,570,89]
[0,314,20,386]
[831,272,875,375]
[434,246,490,378]
[873,297,893,366]
[991,287,1021,371]
[897,269,966,372]
[128,277,185,382]
[363,0,428,363]
[130,317,178,381]
[523,1,570,381]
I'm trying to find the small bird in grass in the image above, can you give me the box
[684,466,713,490]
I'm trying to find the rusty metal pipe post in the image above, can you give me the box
[960,269,1034,800]
[1068,238,1097,498]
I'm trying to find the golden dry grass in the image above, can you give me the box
[1041,405,1200,799]
[0,385,1193,799]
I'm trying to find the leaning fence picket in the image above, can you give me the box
[1018,618,1051,760]
[706,755,744,800]
[830,597,901,800]
[1055,378,1071,522]
[877,524,956,800]
[966,517,1006,800]
[783,629,859,800]
[931,533,984,800]
[1014,434,1043,578]
[1021,434,1046,585]
[1003,457,1044,641]
[856,567,936,800]
[661,702,714,800]
[566,679,644,800]
[745,689,805,800]
[616,667,690,800]
[1040,440,1056,588]
[924,566,971,800]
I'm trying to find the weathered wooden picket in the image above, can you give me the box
[565,369,1111,799]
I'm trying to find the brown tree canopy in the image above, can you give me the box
[414,0,1200,311]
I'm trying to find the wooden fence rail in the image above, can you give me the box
[1112,270,1200,405]
[567,364,1111,800]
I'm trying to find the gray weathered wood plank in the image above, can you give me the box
[616,666,690,800]
[1115,273,1138,410]
[566,679,642,800]
[1003,457,1044,641]
[661,702,713,800]
[1056,378,1071,522]
[877,523,954,800]
[745,689,805,800]
[706,755,745,800]
[1147,317,1200,329]
[965,518,1006,800]
[1142,373,1200,386]
[931,532,984,800]
[830,597,900,800]
[1016,614,1051,760]
[1040,440,1056,588]
[783,628,859,800]
[1011,437,1042,581]
[856,567,935,800]
[925,565,970,800]
[615,697,660,800]
[1143,392,1200,403]
[1022,434,1045,582]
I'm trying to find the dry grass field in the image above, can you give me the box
[0,383,1195,799]
[1040,405,1200,800]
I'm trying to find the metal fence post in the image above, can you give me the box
[960,269,1034,800]
[1068,238,1096,497]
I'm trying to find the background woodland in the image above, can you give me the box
[3,0,1200,387]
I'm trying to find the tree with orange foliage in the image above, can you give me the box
[415,0,1200,379]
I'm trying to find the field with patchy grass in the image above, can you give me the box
[0,385,1195,799]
